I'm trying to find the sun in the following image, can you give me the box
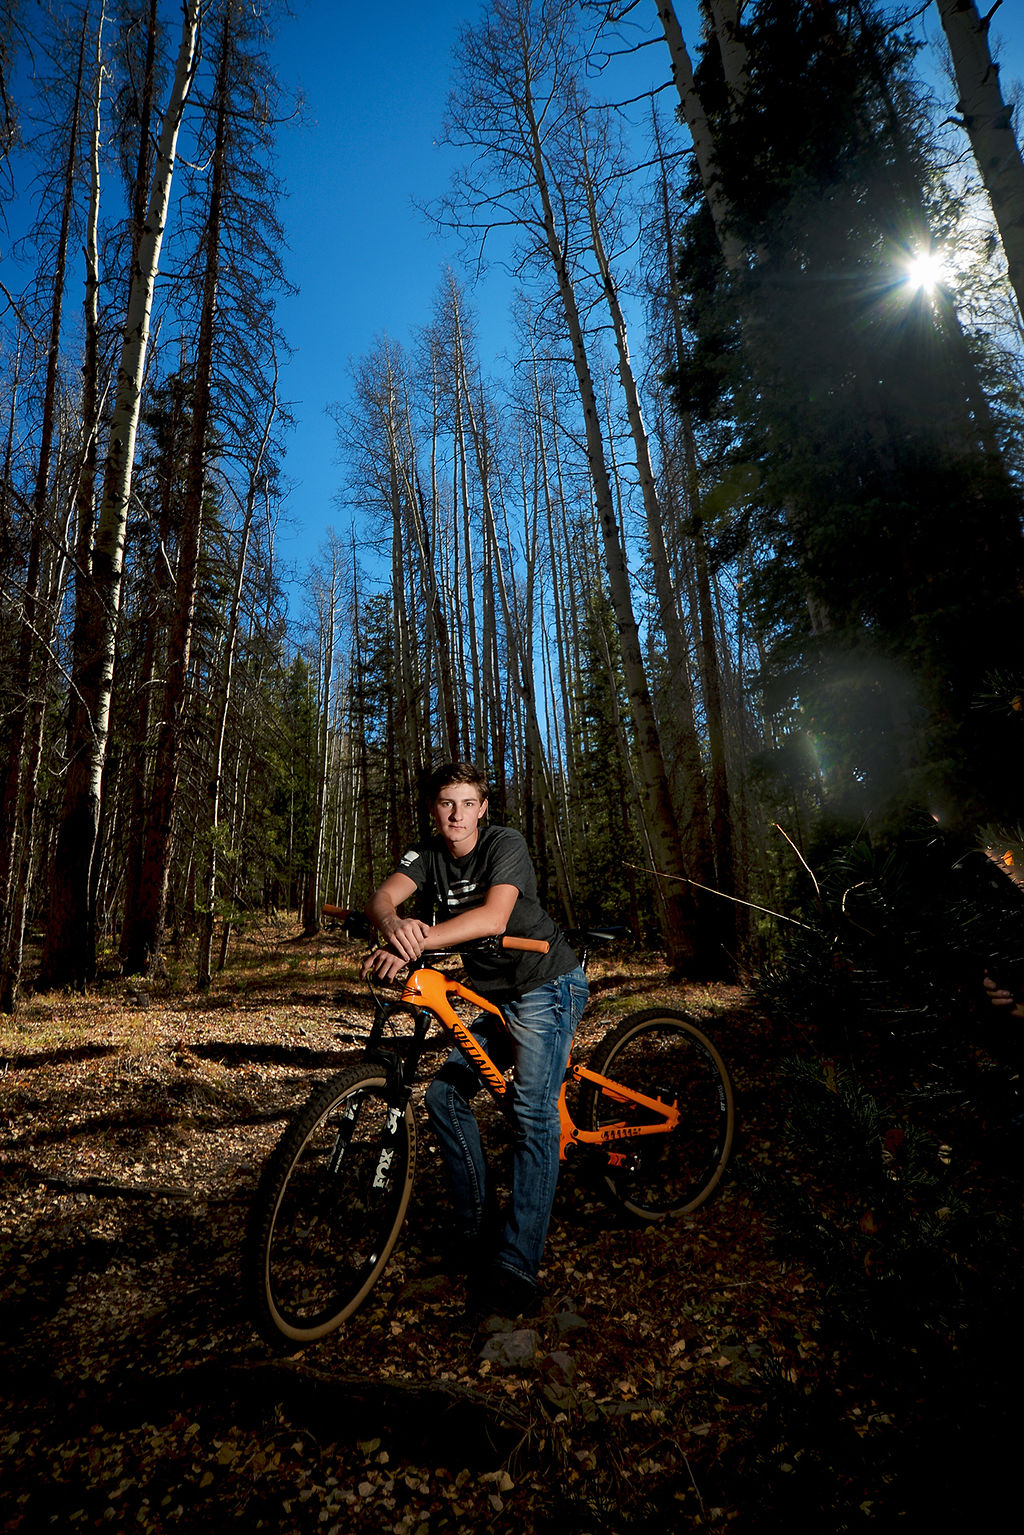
[902,247,947,294]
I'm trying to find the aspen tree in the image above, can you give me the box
[450,282,577,917]
[654,0,745,274]
[575,106,725,936]
[703,0,749,105]
[0,8,95,1010]
[936,0,1024,322]
[40,0,202,990]
[442,0,714,969]
[414,326,463,760]
[301,535,343,936]
[122,3,234,977]
[195,407,272,987]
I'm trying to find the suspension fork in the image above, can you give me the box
[328,1005,432,1179]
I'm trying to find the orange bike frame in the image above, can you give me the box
[400,966,680,1165]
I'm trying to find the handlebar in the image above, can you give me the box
[414,934,550,959]
[321,904,550,958]
[321,905,374,941]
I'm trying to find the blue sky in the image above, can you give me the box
[269,0,497,576]
[263,0,1023,586]
[267,0,690,583]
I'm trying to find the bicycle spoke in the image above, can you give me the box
[581,1010,734,1219]
[246,1067,416,1345]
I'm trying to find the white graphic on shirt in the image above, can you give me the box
[446,879,481,911]
[400,849,420,868]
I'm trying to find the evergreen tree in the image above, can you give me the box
[571,588,648,933]
[669,0,1024,833]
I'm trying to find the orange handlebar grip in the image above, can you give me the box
[501,936,550,954]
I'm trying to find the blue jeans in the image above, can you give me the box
[424,966,589,1286]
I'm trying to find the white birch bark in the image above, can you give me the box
[579,121,714,867]
[195,448,263,988]
[936,0,1024,322]
[94,0,201,665]
[303,544,338,934]
[40,0,202,988]
[702,0,749,108]
[654,0,746,273]
[517,62,704,967]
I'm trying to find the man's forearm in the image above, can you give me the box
[425,885,519,950]
[365,884,431,962]
[425,907,506,949]
[366,889,401,938]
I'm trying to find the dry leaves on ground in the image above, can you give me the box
[1,927,822,1533]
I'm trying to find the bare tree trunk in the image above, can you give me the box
[450,297,577,920]
[515,60,708,970]
[579,121,723,948]
[302,537,340,935]
[426,342,463,760]
[197,383,275,988]
[0,10,92,1009]
[389,420,419,854]
[39,0,202,990]
[702,0,749,108]
[936,0,1024,322]
[653,127,740,951]
[680,415,736,927]
[349,547,377,894]
[119,381,183,965]
[654,0,745,274]
[123,5,228,977]
[453,390,483,756]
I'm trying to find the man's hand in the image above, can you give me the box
[377,914,431,963]
[983,972,1024,1020]
[360,944,410,983]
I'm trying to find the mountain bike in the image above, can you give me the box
[245,918,734,1348]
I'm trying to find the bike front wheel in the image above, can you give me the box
[580,1009,734,1221]
[246,1062,416,1347]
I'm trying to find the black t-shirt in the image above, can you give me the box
[395,823,579,1000]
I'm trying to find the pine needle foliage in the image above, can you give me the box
[668,0,1024,831]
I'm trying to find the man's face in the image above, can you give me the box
[431,782,488,852]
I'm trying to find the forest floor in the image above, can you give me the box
[0,923,1017,1533]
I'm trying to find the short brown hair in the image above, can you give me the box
[427,761,489,800]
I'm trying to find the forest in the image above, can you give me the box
[2,0,1023,1529]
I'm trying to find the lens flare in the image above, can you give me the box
[903,248,946,294]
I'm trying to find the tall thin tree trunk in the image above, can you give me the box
[123,7,229,977]
[39,0,202,990]
[519,67,709,971]
[0,12,92,1009]
[579,124,724,952]
[654,0,745,274]
[197,385,274,987]
[452,304,577,920]
[302,546,338,935]
[936,0,1024,322]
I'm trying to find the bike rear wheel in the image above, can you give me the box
[246,1062,416,1347]
[580,1009,734,1220]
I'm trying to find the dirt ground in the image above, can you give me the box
[0,924,966,1533]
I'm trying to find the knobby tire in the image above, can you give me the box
[246,1062,416,1347]
[580,1008,734,1220]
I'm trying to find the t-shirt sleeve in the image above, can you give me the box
[483,829,533,893]
[395,844,430,890]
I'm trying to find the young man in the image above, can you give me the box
[363,761,588,1318]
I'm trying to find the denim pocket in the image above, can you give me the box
[565,967,589,1031]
